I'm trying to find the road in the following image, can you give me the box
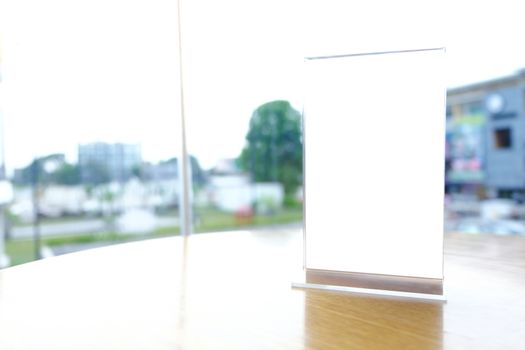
[10,217,179,239]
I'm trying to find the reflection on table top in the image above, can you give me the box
[0,229,524,349]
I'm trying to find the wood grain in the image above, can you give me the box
[0,230,523,349]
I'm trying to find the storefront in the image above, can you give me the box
[446,71,525,198]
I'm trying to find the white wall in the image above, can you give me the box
[304,49,445,279]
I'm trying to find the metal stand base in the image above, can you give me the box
[292,281,446,302]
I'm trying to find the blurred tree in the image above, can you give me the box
[13,154,79,185]
[189,156,206,188]
[239,100,302,195]
[52,163,80,185]
[131,164,144,181]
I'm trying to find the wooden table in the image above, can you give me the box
[0,229,524,349]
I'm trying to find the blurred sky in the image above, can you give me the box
[1,0,525,172]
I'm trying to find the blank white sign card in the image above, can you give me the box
[303,48,445,280]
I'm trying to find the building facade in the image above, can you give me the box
[78,143,141,184]
[447,69,525,199]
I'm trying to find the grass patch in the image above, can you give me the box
[195,207,303,232]
[5,240,36,266]
[43,231,121,246]
[153,226,180,236]
[43,229,180,248]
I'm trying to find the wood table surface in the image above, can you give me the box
[0,229,524,349]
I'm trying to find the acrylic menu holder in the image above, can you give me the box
[293,48,446,301]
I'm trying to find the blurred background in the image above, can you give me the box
[1,0,525,267]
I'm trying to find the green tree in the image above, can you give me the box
[189,156,206,188]
[14,154,65,186]
[52,163,80,185]
[239,100,302,195]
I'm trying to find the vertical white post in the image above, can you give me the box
[0,37,10,267]
[177,0,192,236]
